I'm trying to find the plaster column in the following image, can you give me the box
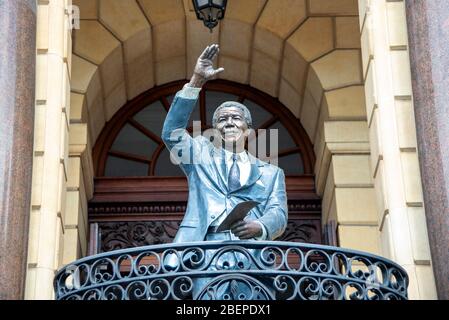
[406,0,449,300]
[0,0,36,299]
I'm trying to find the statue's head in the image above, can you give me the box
[212,101,252,146]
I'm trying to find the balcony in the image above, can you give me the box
[54,241,408,300]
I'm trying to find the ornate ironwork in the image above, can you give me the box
[97,220,321,252]
[99,221,181,252]
[54,241,408,300]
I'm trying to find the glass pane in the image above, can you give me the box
[134,101,166,137]
[277,153,304,175]
[111,124,158,158]
[155,148,185,177]
[206,91,239,126]
[105,156,149,177]
[267,121,297,151]
[242,99,272,129]
[196,0,209,7]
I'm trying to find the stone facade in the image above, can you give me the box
[0,0,440,299]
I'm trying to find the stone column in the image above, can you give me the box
[0,0,36,299]
[406,0,449,300]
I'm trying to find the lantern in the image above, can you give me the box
[192,0,228,32]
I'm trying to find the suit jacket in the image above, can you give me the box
[162,90,288,243]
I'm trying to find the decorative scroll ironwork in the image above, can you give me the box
[277,220,321,243]
[54,241,409,300]
[97,220,321,252]
[99,221,181,252]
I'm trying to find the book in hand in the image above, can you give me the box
[216,200,260,232]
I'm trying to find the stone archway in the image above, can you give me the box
[70,0,375,255]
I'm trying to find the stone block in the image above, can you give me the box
[400,152,424,204]
[31,156,44,208]
[125,52,154,100]
[250,50,280,97]
[308,0,359,16]
[311,50,363,91]
[36,54,48,101]
[287,17,334,62]
[321,161,335,222]
[415,265,438,299]
[26,210,41,266]
[253,27,283,61]
[279,79,302,118]
[67,157,82,189]
[336,17,361,49]
[332,154,372,186]
[47,2,65,57]
[358,0,368,30]
[33,104,46,153]
[36,210,58,269]
[219,56,250,84]
[73,0,98,19]
[99,45,126,103]
[305,67,323,107]
[338,225,381,255]
[300,89,320,140]
[225,0,267,23]
[70,92,88,123]
[87,93,106,145]
[74,20,121,65]
[408,207,432,263]
[324,86,366,120]
[220,20,253,61]
[99,0,150,42]
[103,82,127,121]
[282,42,308,93]
[390,50,413,97]
[324,121,369,144]
[369,109,382,175]
[256,0,306,38]
[153,21,186,62]
[71,55,97,94]
[395,99,418,150]
[335,188,378,224]
[37,3,49,51]
[379,213,394,259]
[138,0,185,25]
[373,160,388,223]
[361,16,373,76]
[155,57,186,85]
[364,62,377,121]
[62,228,80,265]
[386,1,408,48]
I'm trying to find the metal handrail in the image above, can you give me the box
[54,241,409,300]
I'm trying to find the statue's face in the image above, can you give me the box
[214,106,249,144]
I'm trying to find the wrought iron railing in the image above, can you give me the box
[54,241,408,300]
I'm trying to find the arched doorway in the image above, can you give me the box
[88,80,322,254]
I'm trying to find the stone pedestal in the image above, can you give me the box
[0,0,36,299]
[406,0,449,300]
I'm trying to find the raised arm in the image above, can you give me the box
[161,44,224,173]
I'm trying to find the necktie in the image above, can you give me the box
[228,153,240,191]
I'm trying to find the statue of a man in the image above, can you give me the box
[162,44,288,243]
